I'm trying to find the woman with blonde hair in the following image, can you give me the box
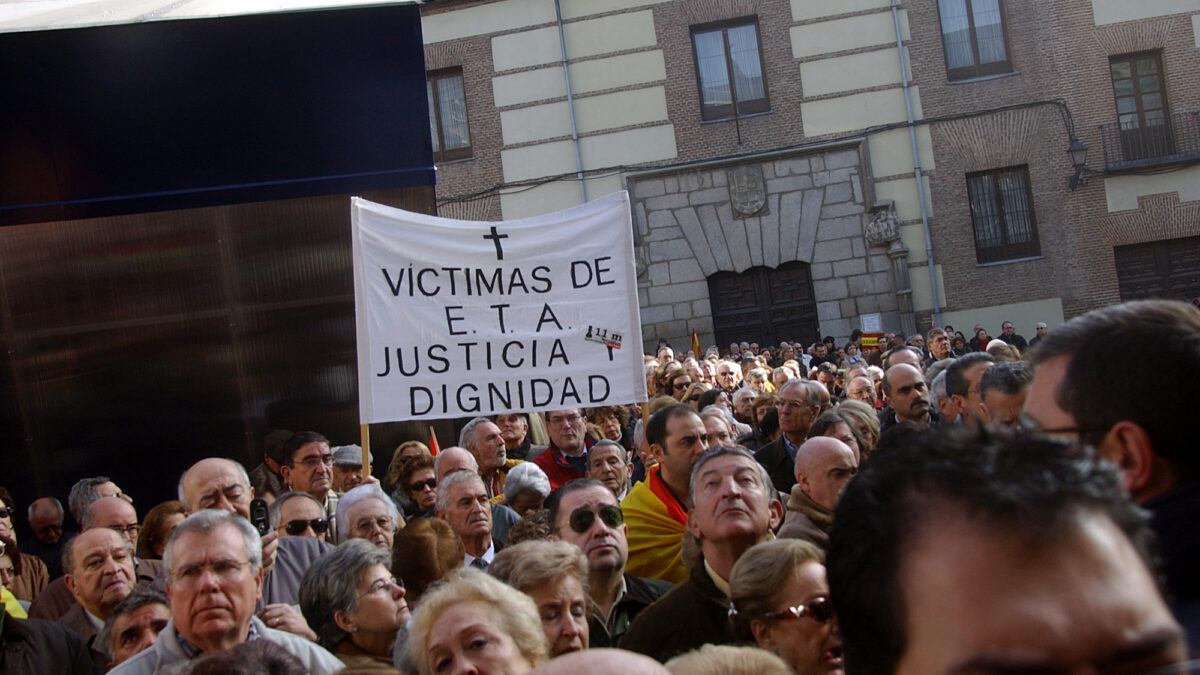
[729,539,844,675]
[409,568,548,675]
[489,540,589,658]
[835,400,881,459]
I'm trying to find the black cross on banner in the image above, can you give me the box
[483,226,509,260]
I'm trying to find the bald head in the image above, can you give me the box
[83,496,140,547]
[434,446,478,481]
[794,437,858,511]
[179,458,253,518]
[28,497,64,545]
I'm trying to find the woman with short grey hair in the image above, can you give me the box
[336,483,402,549]
[501,462,551,517]
[299,539,409,666]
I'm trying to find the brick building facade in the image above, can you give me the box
[421,0,1200,352]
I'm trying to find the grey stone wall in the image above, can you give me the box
[628,142,901,353]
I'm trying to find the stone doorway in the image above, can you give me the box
[708,261,819,349]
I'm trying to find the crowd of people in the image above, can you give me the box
[1,300,1197,674]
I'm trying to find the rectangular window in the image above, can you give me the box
[938,0,1013,81]
[1109,52,1172,161]
[427,68,471,162]
[967,166,1040,264]
[690,18,769,121]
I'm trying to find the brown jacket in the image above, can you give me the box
[776,485,833,550]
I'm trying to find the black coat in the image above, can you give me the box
[1,609,100,675]
[754,437,796,494]
[619,559,733,662]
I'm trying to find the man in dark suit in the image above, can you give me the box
[60,528,135,671]
[754,380,820,494]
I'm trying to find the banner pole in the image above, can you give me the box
[360,424,371,473]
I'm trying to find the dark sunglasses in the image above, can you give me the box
[568,505,623,533]
[762,596,835,623]
[0,507,10,519]
[408,478,437,492]
[284,518,329,536]
[689,395,702,402]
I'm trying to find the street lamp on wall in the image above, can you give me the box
[1068,137,1089,190]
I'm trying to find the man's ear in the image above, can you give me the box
[64,573,78,600]
[279,464,292,488]
[767,497,785,532]
[1098,421,1156,496]
[649,443,666,463]
[687,508,702,541]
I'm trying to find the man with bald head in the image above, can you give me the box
[60,527,136,670]
[21,497,68,579]
[879,363,936,432]
[846,375,877,407]
[778,437,858,549]
[178,457,281,576]
[28,497,162,621]
[434,447,520,546]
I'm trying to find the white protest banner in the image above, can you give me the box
[351,191,647,423]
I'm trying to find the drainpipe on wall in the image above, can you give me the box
[555,0,587,204]
[890,0,943,327]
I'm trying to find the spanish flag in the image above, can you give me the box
[429,427,441,456]
[691,329,701,359]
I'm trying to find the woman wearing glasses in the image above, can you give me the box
[392,453,438,520]
[729,539,844,675]
[299,539,410,667]
[489,540,590,658]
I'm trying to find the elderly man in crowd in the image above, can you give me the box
[587,439,632,501]
[29,496,162,621]
[546,478,671,648]
[435,446,520,546]
[278,432,338,540]
[494,412,546,461]
[777,437,857,549]
[60,528,137,670]
[1027,299,1200,648]
[270,491,330,542]
[329,444,371,495]
[110,510,342,674]
[98,587,172,669]
[828,429,1189,674]
[997,320,1028,353]
[67,477,132,527]
[622,403,710,584]
[533,408,594,490]
[925,327,953,366]
[21,497,68,579]
[461,416,522,502]
[436,470,498,570]
[621,446,783,662]
[845,376,877,407]
[756,380,821,494]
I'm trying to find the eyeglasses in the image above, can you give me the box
[689,395,702,402]
[107,523,140,537]
[172,558,252,587]
[567,505,623,533]
[673,380,692,390]
[292,454,334,469]
[761,596,835,623]
[0,507,10,519]
[284,518,330,536]
[408,478,437,492]
[776,399,810,410]
[548,413,582,427]
[359,576,404,599]
[1017,414,1109,438]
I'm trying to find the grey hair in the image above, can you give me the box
[336,484,400,542]
[732,387,758,406]
[67,477,112,523]
[502,462,551,503]
[698,406,734,436]
[777,378,814,402]
[929,370,949,413]
[458,416,492,449]
[436,470,485,514]
[163,510,262,584]
[176,459,251,512]
[298,539,391,650]
[27,498,64,522]
[688,445,776,509]
[269,491,325,529]
[98,586,169,657]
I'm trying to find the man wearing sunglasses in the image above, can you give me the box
[622,446,783,663]
[546,479,670,648]
[828,429,1189,675]
[269,492,329,542]
[1025,299,1200,650]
